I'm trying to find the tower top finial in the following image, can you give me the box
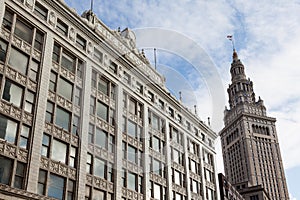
[233,49,238,62]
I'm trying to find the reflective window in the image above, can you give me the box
[154,183,161,199]
[127,172,136,191]
[55,107,71,131]
[93,189,105,200]
[41,134,50,157]
[45,101,54,123]
[24,90,35,113]
[34,30,44,51]
[76,34,86,50]
[97,101,108,122]
[19,125,30,149]
[61,51,75,73]
[94,158,105,178]
[3,9,13,31]
[34,1,48,20]
[56,18,68,36]
[2,80,24,107]
[14,162,25,189]
[37,170,46,195]
[127,120,136,138]
[8,48,29,74]
[67,180,75,200]
[127,145,137,164]
[0,114,18,144]
[95,128,107,149]
[51,139,67,163]
[29,60,39,81]
[48,174,65,200]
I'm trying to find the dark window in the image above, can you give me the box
[34,30,44,51]
[72,115,80,135]
[0,156,13,185]
[77,60,83,78]
[93,48,103,63]
[52,43,60,63]
[2,9,13,31]
[98,77,109,95]
[0,40,8,63]
[89,96,96,115]
[61,51,75,73]
[88,124,94,144]
[67,180,75,200]
[45,101,54,123]
[34,1,48,20]
[109,60,117,74]
[76,34,86,50]
[37,170,46,195]
[49,71,57,91]
[14,19,33,44]
[19,125,30,149]
[14,162,26,189]
[41,134,50,157]
[56,18,68,36]
[74,87,81,107]
[91,70,97,88]
[86,153,92,174]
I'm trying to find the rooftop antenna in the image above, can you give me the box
[208,117,211,126]
[90,0,94,12]
[194,105,197,115]
[227,35,235,51]
[179,91,182,102]
[154,48,157,70]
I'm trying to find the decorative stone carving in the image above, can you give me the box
[87,41,93,54]
[49,11,56,26]
[25,0,34,8]
[69,27,76,41]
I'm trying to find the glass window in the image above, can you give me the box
[93,189,105,200]
[51,139,67,163]
[98,77,109,95]
[45,101,54,123]
[3,9,13,31]
[72,115,80,135]
[34,1,48,20]
[2,80,24,107]
[61,51,75,73]
[0,156,13,184]
[34,30,44,51]
[77,60,83,78]
[58,77,73,101]
[52,43,60,63]
[91,70,97,88]
[55,107,71,131]
[56,18,68,36]
[174,170,181,185]
[191,179,198,193]
[8,48,29,74]
[190,159,197,173]
[88,124,94,144]
[152,158,160,175]
[38,170,46,195]
[14,162,25,189]
[95,128,107,149]
[19,125,30,149]
[127,172,136,191]
[0,40,7,63]
[152,136,160,152]
[89,96,95,115]
[14,19,33,44]
[97,101,108,122]
[93,48,103,63]
[127,145,137,164]
[49,71,57,91]
[74,87,81,106]
[41,134,50,157]
[29,60,39,81]
[85,186,91,200]
[86,153,92,174]
[48,174,65,200]
[109,60,117,74]
[69,146,76,167]
[0,114,18,144]
[67,180,75,200]
[94,158,105,178]
[24,90,35,113]
[76,34,86,50]
[107,163,113,182]
[154,183,161,199]
[127,120,136,138]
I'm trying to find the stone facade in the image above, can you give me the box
[220,51,289,200]
[0,0,218,199]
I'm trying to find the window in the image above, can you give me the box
[154,183,161,199]
[2,9,13,31]
[72,115,80,135]
[14,162,26,189]
[34,30,44,51]
[24,90,35,113]
[0,114,18,144]
[109,60,117,74]
[127,172,136,191]
[149,111,165,132]
[96,128,107,149]
[45,101,54,123]
[19,125,30,149]
[52,43,60,63]
[173,169,184,186]
[74,87,81,106]
[0,40,8,63]
[97,101,108,122]
[0,156,13,184]
[170,126,183,145]
[86,153,92,174]
[57,77,73,101]
[94,189,105,200]
[250,195,259,200]
[38,170,46,195]
[55,107,71,131]
[48,174,65,200]
[8,48,29,74]
[14,19,33,44]
[77,60,84,78]
[148,91,154,102]
[2,79,24,107]
[91,70,97,88]
[69,146,76,168]
[90,96,96,115]
[136,81,143,94]
[189,159,198,174]
[85,186,91,200]
[127,120,137,138]
[98,77,109,95]
[56,18,68,36]
[67,180,75,200]
[41,134,50,157]
[34,1,48,20]
[158,99,164,110]
[172,148,183,165]
[93,48,103,63]
[127,145,137,164]
[61,51,75,73]
[123,71,130,84]
[76,34,86,50]
[94,158,105,178]
[51,139,67,163]
[29,60,39,81]
[191,179,199,193]
[88,124,94,144]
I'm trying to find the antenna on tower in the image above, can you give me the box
[227,35,235,51]
[179,91,182,102]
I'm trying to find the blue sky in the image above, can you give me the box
[65,0,300,199]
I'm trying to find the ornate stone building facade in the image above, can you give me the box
[0,0,218,199]
[220,51,289,200]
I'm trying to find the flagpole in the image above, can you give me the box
[154,48,157,70]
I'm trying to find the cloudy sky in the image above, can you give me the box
[65,0,300,199]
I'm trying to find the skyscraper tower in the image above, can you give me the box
[220,50,289,200]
